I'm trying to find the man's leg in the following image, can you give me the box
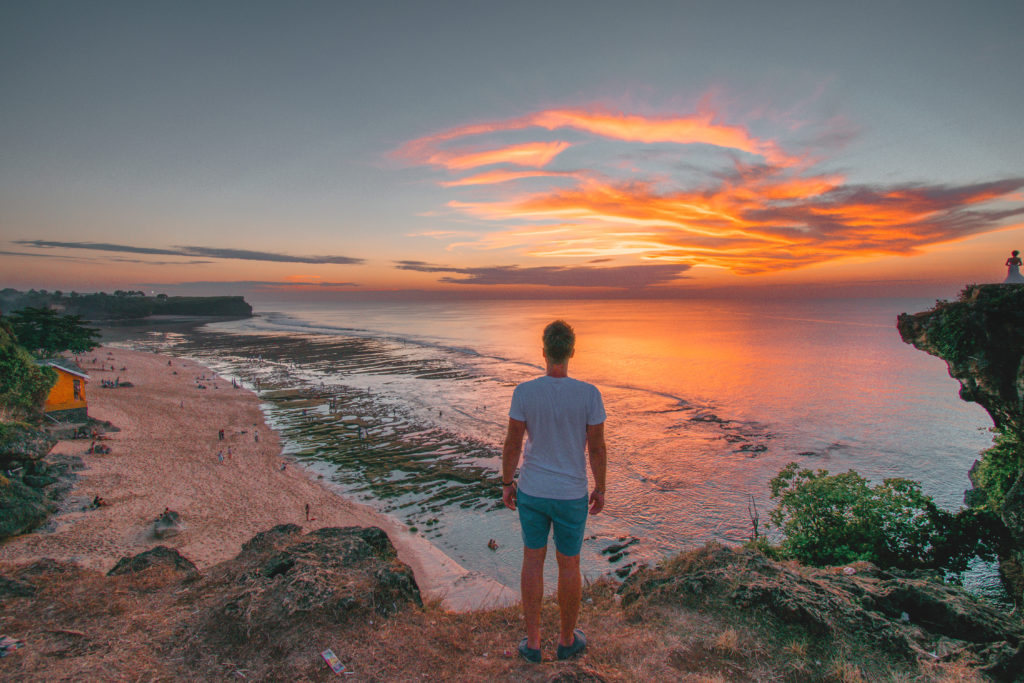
[522,546,546,649]
[555,550,582,647]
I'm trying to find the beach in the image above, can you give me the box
[0,346,515,611]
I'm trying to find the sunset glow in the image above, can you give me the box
[2,2,1022,298]
[402,107,1024,276]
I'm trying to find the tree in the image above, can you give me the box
[768,462,1006,576]
[0,319,56,419]
[6,307,101,357]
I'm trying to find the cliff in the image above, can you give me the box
[0,289,253,320]
[898,284,1024,604]
[2,530,1020,680]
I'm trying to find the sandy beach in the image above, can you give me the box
[0,346,515,611]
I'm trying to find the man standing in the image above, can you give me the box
[502,320,607,663]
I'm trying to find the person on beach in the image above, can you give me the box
[501,320,607,663]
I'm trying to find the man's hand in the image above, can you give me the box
[589,488,605,514]
[502,483,517,511]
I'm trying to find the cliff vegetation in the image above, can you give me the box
[0,288,252,320]
[898,284,1024,606]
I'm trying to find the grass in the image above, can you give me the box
[0,548,1007,682]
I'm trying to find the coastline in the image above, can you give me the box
[0,345,515,611]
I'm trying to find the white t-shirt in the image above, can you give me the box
[509,375,606,499]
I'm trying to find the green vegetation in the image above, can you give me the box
[972,426,1024,513]
[0,288,251,320]
[767,462,1007,576]
[7,307,100,357]
[917,283,1024,364]
[0,318,56,420]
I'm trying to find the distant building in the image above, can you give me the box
[36,358,90,421]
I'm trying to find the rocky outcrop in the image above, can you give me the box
[897,285,1024,435]
[153,509,184,539]
[0,423,60,540]
[189,525,421,651]
[0,423,80,541]
[0,476,54,539]
[0,423,56,470]
[108,546,199,578]
[620,543,1024,680]
[898,284,1024,604]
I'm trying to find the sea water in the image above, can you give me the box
[131,297,1000,597]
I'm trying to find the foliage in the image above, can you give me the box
[769,463,1007,576]
[0,319,57,418]
[919,284,1024,365]
[0,288,251,320]
[6,307,100,356]
[972,426,1024,512]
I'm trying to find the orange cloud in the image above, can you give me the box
[396,107,800,167]
[419,141,571,171]
[396,103,1024,276]
[450,175,1024,273]
[441,169,578,187]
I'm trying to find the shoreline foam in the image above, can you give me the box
[0,346,515,611]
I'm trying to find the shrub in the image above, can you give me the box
[0,319,56,419]
[768,463,1006,576]
[972,426,1024,512]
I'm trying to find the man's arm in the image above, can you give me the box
[586,422,607,514]
[501,418,526,510]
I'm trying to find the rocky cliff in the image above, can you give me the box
[898,284,1024,604]
[0,424,61,539]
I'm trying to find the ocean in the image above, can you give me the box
[116,296,1001,597]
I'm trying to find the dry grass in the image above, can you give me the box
[0,559,1005,682]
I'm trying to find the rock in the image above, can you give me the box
[238,523,302,555]
[619,543,1024,673]
[0,475,55,540]
[108,546,199,578]
[22,473,57,488]
[0,575,37,598]
[897,285,1024,435]
[153,509,184,539]
[0,424,56,469]
[191,526,421,648]
[898,284,1024,605]
[546,667,609,682]
[980,641,1024,682]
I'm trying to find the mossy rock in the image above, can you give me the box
[0,422,56,468]
[22,473,57,489]
[0,476,54,539]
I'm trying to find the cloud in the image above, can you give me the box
[15,240,364,265]
[395,101,1024,274]
[143,280,360,289]
[395,107,799,168]
[423,141,571,171]
[394,260,690,288]
[440,169,579,187]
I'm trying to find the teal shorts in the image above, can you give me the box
[517,490,589,556]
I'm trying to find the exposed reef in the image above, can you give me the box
[898,283,1024,604]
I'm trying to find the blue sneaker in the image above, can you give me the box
[556,629,587,660]
[518,638,541,663]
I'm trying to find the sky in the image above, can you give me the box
[2,0,1023,301]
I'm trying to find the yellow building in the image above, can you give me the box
[38,359,90,421]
